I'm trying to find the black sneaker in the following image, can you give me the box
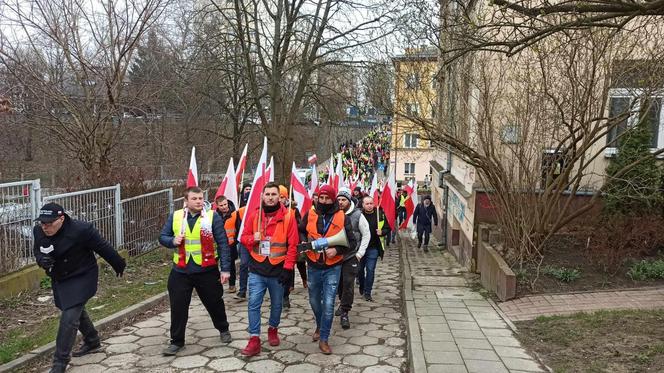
[340,313,350,329]
[220,331,232,343]
[335,306,343,316]
[72,341,101,357]
[364,295,374,302]
[162,344,184,356]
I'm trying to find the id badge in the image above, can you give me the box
[260,237,271,256]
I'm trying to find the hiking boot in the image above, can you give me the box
[340,313,350,329]
[228,286,237,293]
[319,340,332,354]
[241,336,261,357]
[268,327,280,346]
[72,341,101,357]
[220,331,232,343]
[162,344,184,356]
[312,328,320,341]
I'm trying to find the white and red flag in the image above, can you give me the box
[400,180,416,230]
[307,154,317,165]
[380,170,397,230]
[186,146,198,187]
[327,155,334,186]
[369,173,380,207]
[291,162,313,215]
[310,163,319,197]
[266,156,275,182]
[238,137,268,237]
[215,157,238,209]
[235,143,248,187]
[335,153,344,190]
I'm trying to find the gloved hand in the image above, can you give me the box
[112,258,127,278]
[278,268,293,286]
[37,255,54,270]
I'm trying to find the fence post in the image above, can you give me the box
[168,188,174,215]
[114,184,123,250]
[31,179,42,220]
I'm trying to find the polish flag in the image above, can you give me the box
[186,146,198,187]
[307,154,317,165]
[400,180,416,230]
[235,143,248,187]
[310,163,319,197]
[327,156,334,186]
[380,170,397,230]
[266,156,275,182]
[215,158,238,209]
[369,173,380,207]
[291,162,312,215]
[238,137,268,238]
[335,153,344,190]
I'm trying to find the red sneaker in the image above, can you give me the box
[268,327,280,346]
[241,336,261,356]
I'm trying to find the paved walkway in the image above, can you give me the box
[400,233,545,373]
[61,249,406,372]
[498,286,664,321]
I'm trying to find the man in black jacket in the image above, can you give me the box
[359,196,390,302]
[413,196,439,251]
[33,203,126,373]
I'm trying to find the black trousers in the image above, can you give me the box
[167,268,229,346]
[284,260,307,298]
[53,304,99,367]
[417,229,431,246]
[337,257,359,313]
[229,246,238,287]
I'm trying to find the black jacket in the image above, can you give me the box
[298,202,357,269]
[362,208,390,259]
[33,216,126,310]
[413,202,438,232]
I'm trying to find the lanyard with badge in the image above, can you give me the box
[260,215,274,256]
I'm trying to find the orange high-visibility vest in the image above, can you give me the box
[249,210,291,265]
[224,207,245,245]
[305,210,345,266]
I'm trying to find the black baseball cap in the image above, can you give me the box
[35,202,66,223]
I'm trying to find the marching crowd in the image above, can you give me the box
[34,130,410,373]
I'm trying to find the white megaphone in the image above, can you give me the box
[310,229,350,252]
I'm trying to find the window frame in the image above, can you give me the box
[404,162,416,175]
[404,133,419,148]
[605,88,664,156]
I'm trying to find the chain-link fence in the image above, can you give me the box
[121,189,173,256]
[43,185,122,251]
[0,180,41,275]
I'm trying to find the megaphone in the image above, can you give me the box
[298,229,350,254]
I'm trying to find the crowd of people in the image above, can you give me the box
[34,128,444,372]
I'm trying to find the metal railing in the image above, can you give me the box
[0,180,41,275]
[43,185,122,251]
[120,189,173,256]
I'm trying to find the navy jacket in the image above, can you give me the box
[159,210,231,273]
[413,203,438,233]
[33,216,126,310]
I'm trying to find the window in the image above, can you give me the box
[406,102,419,116]
[501,124,520,144]
[404,133,419,148]
[606,91,663,149]
[406,73,420,89]
[404,163,416,175]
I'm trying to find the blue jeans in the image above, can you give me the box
[358,247,380,298]
[247,272,284,336]
[307,265,342,342]
[238,243,250,294]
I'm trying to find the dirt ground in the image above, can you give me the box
[516,234,664,296]
[516,309,664,373]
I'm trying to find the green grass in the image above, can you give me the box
[627,259,664,281]
[541,265,581,283]
[0,249,171,364]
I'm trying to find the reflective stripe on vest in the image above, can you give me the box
[378,218,385,250]
[305,209,345,266]
[249,209,291,265]
[172,209,218,267]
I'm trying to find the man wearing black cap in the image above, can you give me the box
[33,203,127,373]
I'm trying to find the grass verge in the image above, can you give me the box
[515,309,664,373]
[0,249,171,364]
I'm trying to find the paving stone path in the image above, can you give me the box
[401,233,545,373]
[498,286,664,321]
[64,247,407,372]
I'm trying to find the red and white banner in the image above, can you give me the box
[235,143,248,187]
[291,162,312,215]
[215,157,238,209]
[186,146,198,187]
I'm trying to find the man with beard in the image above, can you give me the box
[299,185,356,354]
[239,183,299,356]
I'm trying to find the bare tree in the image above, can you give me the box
[0,0,168,185]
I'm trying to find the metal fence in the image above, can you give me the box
[0,180,41,275]
[43,185,122,250]
[120,189,173,256]
[0,181,220,276]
